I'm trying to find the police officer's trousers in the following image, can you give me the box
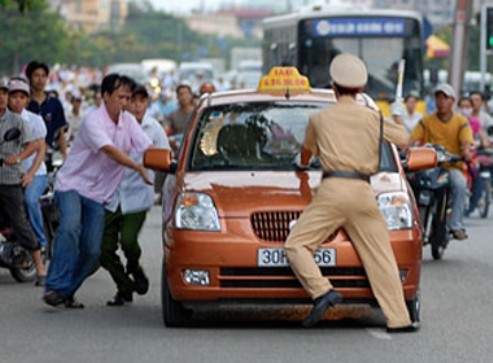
[285,178,411,328]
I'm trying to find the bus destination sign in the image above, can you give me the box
[312,17,407,37]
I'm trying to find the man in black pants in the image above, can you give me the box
[0,82,46,285]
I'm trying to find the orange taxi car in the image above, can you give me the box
[145,68,437,327]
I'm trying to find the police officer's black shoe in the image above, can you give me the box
[107,291,133,307]
[302,289,343,327]
[132,267,149,295]
[386,323,420,333]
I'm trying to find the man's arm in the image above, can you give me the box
[101,145,153,185]
[5,141,37,165]
[58,128,68,160]
[382,112,409,149]
[21,138,46,187]
[403,119,425,151]
[295,116,318,169]
[459,119,475,161]
[461,141,473,161]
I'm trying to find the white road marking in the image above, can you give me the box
[366,328,392,340]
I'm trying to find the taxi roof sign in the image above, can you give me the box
[258,67,311,96]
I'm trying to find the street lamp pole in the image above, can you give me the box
[480,0,487,92]
[448,0,473,95]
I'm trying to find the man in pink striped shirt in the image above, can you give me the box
[43,74,153,308]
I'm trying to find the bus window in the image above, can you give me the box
[299,20,423,100]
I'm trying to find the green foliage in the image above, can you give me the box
[0,0,45,12]
[428,12,493,72]
[0,8,72,75]
[0,0,261,75]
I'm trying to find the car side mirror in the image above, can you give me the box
[143,148,175,172]
[404,147,437,171]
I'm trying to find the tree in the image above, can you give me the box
[0,0,72,75]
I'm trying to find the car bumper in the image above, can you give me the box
[164,227,422,303]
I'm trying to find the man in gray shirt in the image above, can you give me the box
[0,82,46,284]
[165,84,194,135]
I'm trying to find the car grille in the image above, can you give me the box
[251,211,339,243]
[251,211,301,242]
[219,267,370,288]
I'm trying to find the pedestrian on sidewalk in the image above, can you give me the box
[101,84,170,306]
[43,74,153,309]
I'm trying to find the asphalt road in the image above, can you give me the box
[1,206,492,363]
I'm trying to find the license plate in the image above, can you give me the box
[257,248,336,267]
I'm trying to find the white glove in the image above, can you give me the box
[391,100,405,116]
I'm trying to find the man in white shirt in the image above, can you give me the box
[402,94,422,132]
[101,84,170,306]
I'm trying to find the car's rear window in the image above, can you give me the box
[187,101,397,172]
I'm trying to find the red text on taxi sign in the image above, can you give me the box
[258,67,311,96]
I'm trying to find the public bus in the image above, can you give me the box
[262,6,426,115]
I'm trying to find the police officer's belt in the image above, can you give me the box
[322,171,371,182]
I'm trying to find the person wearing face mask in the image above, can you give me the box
[458,97,489,148]
[458,97,491,217]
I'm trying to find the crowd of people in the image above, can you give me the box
[0,61,177,308]
[1,58,493,312]
[393,84,493,239]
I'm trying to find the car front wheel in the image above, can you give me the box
[161,260,193,327]
[406,290,421,323]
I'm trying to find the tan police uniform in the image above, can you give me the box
[285,54,412,329]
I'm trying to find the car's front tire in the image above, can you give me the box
[162,260,193,327]
[406,290,421,323]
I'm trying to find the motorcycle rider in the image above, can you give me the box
[0,81,47,284]
[407,84,474,240]
[7,78,49,256]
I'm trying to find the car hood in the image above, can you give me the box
[182,171,403,218]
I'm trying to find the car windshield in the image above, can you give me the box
[188,101,397,172]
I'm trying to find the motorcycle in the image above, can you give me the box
[464,148,492,219]
[39,158,62,260]
[407,145,461,260]
[0,128,37,282]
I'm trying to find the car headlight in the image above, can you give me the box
[175,192,221,231]
[377,192,413,230]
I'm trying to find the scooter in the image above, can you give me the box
[0,128,37,282]
[407,145,461,260]
[464,149,492,219]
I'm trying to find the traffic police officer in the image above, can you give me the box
[285,54,417,333]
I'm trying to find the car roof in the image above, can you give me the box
[198,88,337,108]
[197,88,378,111]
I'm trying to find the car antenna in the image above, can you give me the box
[285,88,291,100]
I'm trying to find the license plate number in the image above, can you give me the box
[257,248,336,267]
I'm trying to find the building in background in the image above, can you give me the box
[48,0,128,33]
[372,0,455,28]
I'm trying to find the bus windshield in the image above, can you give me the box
[297,17,423,100]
